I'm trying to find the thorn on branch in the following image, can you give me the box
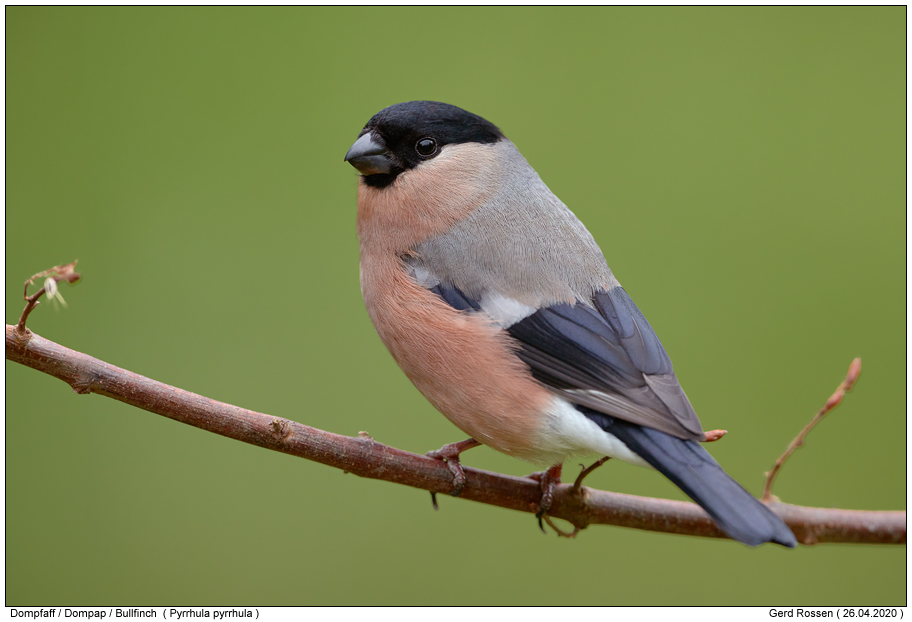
[17,261,81,334]
[761,358,862,502]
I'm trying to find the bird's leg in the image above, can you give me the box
[526,463,563,532]
[572,456,612,494]
[426,438,481,509]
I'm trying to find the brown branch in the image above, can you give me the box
[762,358,863,502]
[7,325,904,546]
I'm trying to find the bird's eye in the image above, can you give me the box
[415,138,438,157]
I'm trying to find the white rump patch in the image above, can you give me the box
[479,291,537,328]
[533,397,652,468]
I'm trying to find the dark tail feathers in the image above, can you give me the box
[582,408,797,548]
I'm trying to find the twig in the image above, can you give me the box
[6,326,903,545]
[17,260,81,333]
[572,457,612,494]
[762,358,863,502]
[703,429,727,442]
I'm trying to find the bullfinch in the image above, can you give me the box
[344,101,796,548]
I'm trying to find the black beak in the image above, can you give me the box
[344,132,392,175]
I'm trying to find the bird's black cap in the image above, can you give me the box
[345,101,504,188]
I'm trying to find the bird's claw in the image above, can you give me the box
[426,438,480,509]
[527,464,563,532]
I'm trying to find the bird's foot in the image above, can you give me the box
[426,438,481,510]
[572,456,612,495]
[526,464,563,533]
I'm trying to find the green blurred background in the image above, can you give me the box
[6,7,905,605]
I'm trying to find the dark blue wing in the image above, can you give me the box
[430,282,703,441]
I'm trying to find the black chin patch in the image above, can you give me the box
[360,171,402,189]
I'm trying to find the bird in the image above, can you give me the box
[343,100,797,548]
